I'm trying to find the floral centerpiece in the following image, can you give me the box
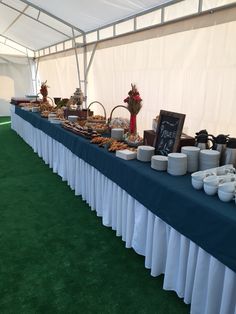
[124,84,142,134]
[40,80,49,103]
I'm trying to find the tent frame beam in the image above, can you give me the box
[0,1,72,39]
[19,0,85,35]
[1,4,29,35]
[35,0,236,57]
[1,34,32,54]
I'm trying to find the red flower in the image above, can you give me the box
[133,95,142,102]
[124,97,130,103]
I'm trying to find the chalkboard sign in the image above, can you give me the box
[154,110,186,155]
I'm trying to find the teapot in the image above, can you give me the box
[222,138,236,167]
[212,134,229,165]
[195,129,214,150]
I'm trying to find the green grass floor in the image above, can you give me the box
[0,117,190,314]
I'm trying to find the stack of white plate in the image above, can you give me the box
[48,113,57,121]
[137,146,155,162]
[167,153,187,176]
[181,146,200,173]
[151,155,168,171]
[50,118,62,125]
[32,107,40,112]
[199,150,220,171]
[68,115,78,122]
[111,128,124,140]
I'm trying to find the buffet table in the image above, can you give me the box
[11,105,236,314]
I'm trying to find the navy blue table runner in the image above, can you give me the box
[15,106,236,273]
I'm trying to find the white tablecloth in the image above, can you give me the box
[11,106,236,314]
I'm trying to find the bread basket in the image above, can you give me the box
[108,105,130,134]
[87,101,106,124]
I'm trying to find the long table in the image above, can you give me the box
[11,106,236,314]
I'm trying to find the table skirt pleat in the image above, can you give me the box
[11,108,236,314]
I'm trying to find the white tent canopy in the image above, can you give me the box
[0,0,236,136]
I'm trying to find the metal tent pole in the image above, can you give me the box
[72,28,81,90]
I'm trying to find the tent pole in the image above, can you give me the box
[84,43,97,109]
[72,28,81,90]
[34,58,40,95]
[26,52,35,95]
[84,41,87,109]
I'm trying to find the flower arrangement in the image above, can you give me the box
[124,84,142,134]
[40,80,49,101]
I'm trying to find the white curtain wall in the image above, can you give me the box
[38,49,84,99]
[0,55,34,116]
[37,7,236,137]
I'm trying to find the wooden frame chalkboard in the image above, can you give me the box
[154,110,186,155]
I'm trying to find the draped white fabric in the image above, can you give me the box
[0,59,34,116]
[87,10,236,137]
[11,106,236,314]
[37,8,236,137]
[38,50,82,99]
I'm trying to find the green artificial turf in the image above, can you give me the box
[0,117,190,314]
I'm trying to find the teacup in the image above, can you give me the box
[204,183,218,196]
[191,171,215,190]
[191,171,206,182]
[218,189,234,202]
[192,178,204,190]
[217,164,235,175]
[218,182,236,193]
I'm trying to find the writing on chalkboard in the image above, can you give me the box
[154,110,185,156]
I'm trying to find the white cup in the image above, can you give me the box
[192,178,204,190]
[204,183,218,196]
[203,175,219,186]
[218,189,234,202]
[191,171,206,182]
[218,182,236,193]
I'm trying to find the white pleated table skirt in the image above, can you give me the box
[11,107,236,314]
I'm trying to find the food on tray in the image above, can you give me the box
[87,115,106,124]
[90,137,111,145]
[85,122,108,133]
[41,110,51,118]
[124,133,143,146]
[62,121,99,138]
[88,115,105,121]
[40,101,53,112]
[56,108,65,119]
[109,117,129,130]
[108,141,128,152]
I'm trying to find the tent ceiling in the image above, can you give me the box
[0,0,235,54]
[0,0,175,52]
[25,0,172,32]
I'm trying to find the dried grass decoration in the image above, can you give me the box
[40,80,49,103]
[124,84,142,134]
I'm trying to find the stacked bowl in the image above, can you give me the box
[181,146,200,173]
[199,150,220,171]
[167,153,187,176]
